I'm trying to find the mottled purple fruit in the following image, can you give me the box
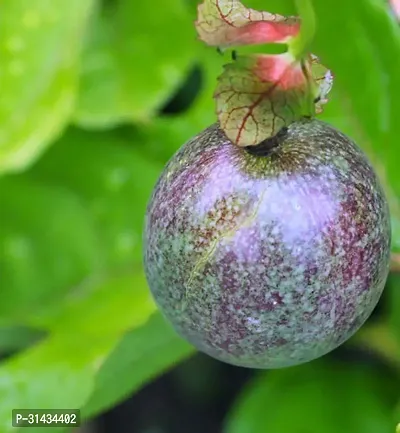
[143,119,391,369]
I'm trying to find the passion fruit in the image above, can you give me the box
[143,119,391,369]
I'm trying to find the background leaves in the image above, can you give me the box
[0,0,95,174]
[0,0,400,432]
[224,359,397,433]
[83,312,193,417]
[311,0,400,251]
[0,123,193,430]
[74,0,198,127]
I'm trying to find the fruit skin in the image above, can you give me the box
[143,119,391,369]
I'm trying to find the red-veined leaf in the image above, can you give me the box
[215,53,330,146]
[196,0,333,146]
[196,0,299,47]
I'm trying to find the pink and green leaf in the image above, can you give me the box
[215,53,316,146]
[196,0,334,147]
[196,0,300,47]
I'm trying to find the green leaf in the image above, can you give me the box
[29,271,156,332]
[196,0,300,48]
[74,0,198,127]
[0,126,164,326]
[0,334,112,433]
[0,176,101,324]
[0,325,45,355]
[311,0,400,251]
[30,127,162,269]
[83,312,194,417]
[225,359,396,433]
[0,269,157,433]
[0,125,193,426]
[0,0,94,174]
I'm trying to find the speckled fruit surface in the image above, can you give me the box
[143,119,391,369]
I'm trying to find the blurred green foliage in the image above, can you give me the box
[225,360,397,433]
[0,0,94,173]
[0,0,400,432]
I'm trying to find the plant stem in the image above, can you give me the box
[352,322,400,370]
[391,253,400,272]
[289,0,316,60]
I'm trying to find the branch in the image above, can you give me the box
[391,253,400,273]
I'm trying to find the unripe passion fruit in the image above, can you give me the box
[143,119,391,369]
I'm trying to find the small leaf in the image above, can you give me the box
[196,0,300,47]
[0,0,94,174]
[196,0,333,146]
[215,53,316,146]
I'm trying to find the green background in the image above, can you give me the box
[0,0,400,432]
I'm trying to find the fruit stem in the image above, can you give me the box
[289,0,316,60]
[245,127,288,157]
